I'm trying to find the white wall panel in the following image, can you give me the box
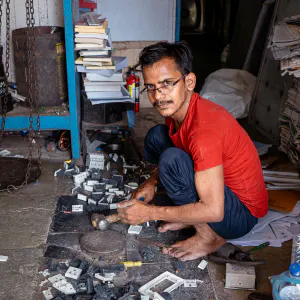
[97,0,176,42]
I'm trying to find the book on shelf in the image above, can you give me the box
[75,43,107,50]
[83,57,112,63]
[75,38,105,45]
[75,23,108,34]
[79,50,110,56]
[83,61,113,67]
[75,57,103,66]
[85,85,122,92]
[75,28,110,39]
[82,91,133,106]
[85,86,131,100]
[86,65,115,70]
[86,90,123,99]
[77,56,128,76]
[83,13,106,26]
[83,78,126,86]
[86,71,124,82]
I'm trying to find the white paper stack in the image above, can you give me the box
[229,201,300,247]
[278,78,300,165]
[270,17,300,77]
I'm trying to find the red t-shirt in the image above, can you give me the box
[166,93,268,218]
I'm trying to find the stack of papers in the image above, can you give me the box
[262,156,300,190]
[270,17,300,77]
[74,12,132,105]
[278,78,300,165]
[230,201,300,247]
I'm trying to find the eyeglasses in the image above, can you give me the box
[140,74,187,95]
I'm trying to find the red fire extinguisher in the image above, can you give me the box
[126,66,140,113]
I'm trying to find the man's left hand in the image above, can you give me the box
[117,199,153,225]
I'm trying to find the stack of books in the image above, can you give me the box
[74,12,131,105]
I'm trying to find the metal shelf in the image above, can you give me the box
[0,0,81,160]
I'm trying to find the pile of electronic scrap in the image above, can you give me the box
[39,257,141,300]
[39,256,202,300]
[54,152,153,213]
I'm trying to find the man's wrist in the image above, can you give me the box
[148,205,156,221]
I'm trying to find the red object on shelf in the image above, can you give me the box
[79,0,97,11]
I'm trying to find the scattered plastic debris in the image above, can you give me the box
[0,255,8,262]
[198,259,208,270]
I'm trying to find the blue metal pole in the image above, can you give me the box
[63,0,81,160]
[175,0,181,42]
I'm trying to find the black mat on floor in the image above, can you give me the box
[44,194,215,299]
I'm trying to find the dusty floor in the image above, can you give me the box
[0,107,292,300]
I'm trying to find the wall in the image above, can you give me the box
[97,0,176,42]
[1,0,64,82]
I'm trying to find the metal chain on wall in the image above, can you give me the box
[0,0,10,140]
[0,0,42,192]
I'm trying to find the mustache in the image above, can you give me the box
[153,100,173,107]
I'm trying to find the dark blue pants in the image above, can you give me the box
[144,124,258,240]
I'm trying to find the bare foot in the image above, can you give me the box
[158,222,192,233]
[162,223,226,261]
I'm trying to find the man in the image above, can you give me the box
[118,41,268,261]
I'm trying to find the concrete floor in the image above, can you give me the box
[0,107,292,300]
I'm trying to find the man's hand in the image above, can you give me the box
[130,177,156,204]
[117,199,153,225]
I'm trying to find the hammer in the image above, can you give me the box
[91,213,121,231]
[91,197,145,231]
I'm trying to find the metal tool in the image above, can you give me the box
[91,213,121,231]
[120,261,169,269]
[236,242,270,261]
[91,197,145,231]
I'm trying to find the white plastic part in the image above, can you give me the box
[115,190,125,196]
[88,198,97,205]
[105,184,113,190]
[83,183,94,192]
[77,194,87,202]
[128,225,143,235]
[184,279,197,287]
[0,255,8,262]
[73,172,88,185]
[65,267,83,280]
[198,259,208,270]
[53,280,76,295]
[139,271,184,299]
[107,194,115,203]
[48,274,65,285]
[86,180,98,186]
[109,203,118,210]
[95,273,115,282]
[72,186,80,195]
[109,188,119,192]
[39,269,50,277]
[72,205,83,212]
[42,288,53,300]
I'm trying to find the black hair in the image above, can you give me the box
[137,41,193,75]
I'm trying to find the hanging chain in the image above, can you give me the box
[0,0,42,193]
[24,0,36,186]
[0,0,10,140]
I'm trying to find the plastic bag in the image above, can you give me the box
[200,69,257,119]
